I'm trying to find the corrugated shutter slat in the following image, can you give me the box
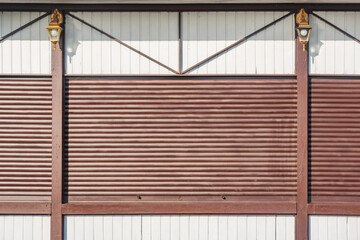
[0,78,52,202]
[65,78,297,202]
[310,78,360,203]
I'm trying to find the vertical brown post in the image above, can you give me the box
[178,11,182,73]
[51,24,64,240]
[295,28,309,239]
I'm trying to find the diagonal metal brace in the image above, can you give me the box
[182,11,294,74]
[0,12,50,42]
[311,12,360,45]
[67,12,180,74]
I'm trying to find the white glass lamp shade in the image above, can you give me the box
[297,26,312,43]
[46,26,62,45]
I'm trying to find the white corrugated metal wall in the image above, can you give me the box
[309,215,360,240]
[65,11,294,75]
[182,11,294,74]
[64,215,295,240]
[309,11,360,74]
[0,12,51,74]
[65,12,179,75]
[0,215,50,240]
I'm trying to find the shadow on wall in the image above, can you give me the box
[309,37,324,64]
[308,12,360,71]
[65,20,80,63]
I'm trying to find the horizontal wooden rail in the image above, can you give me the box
[0,202,51,214]
[308,204,360,215]
[64,74,298,79]
[62,202,297,215]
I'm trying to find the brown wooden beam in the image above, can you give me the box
[1,4,360,12]
[51,15,64,240]
[178,12,182,73]
[309,74,360,79]
[308,204,360,215]
[62,202,297,215]
[295,18,309,240]
[64,74,297,79]
[0,203,51,214]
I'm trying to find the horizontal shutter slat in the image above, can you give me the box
[65,78,297,202]
[0,78,52,202]
[310,78,360,203]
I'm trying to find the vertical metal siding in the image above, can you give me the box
[65,11,294,75]
[310,77,360,203]
[0,12,51,74]
[64,215,295,240]
[0,215,50,240]
[182,12,295,74]
[0,78,52,201]
[309,215,360,240]
[65,77,297,202]
[309,11,360,74]
[65,12,179,75]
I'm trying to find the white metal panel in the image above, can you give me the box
[309,11,360,74]
[66,11,295,75]
[64,215,295,240]
[182,11,295,74]
[0,12,51,74]
[65,12,179,75]
[309,215,360,240]
[0,215,50,240]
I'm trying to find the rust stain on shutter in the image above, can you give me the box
[0,78,52,201]
[310,78,360,203]
[65,78,297,202]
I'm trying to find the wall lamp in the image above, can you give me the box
[296,8,312,51]
[46,9,63,50]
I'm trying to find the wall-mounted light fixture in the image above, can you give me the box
[46,9,63,51]
[296,8,312,51]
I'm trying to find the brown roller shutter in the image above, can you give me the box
[65,78,297,202]
[310,77,360,203]
[0,78,52,201]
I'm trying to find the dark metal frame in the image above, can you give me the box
[1,4,360,240]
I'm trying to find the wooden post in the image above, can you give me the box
[295,25,309,240]
[51,19,64,240]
